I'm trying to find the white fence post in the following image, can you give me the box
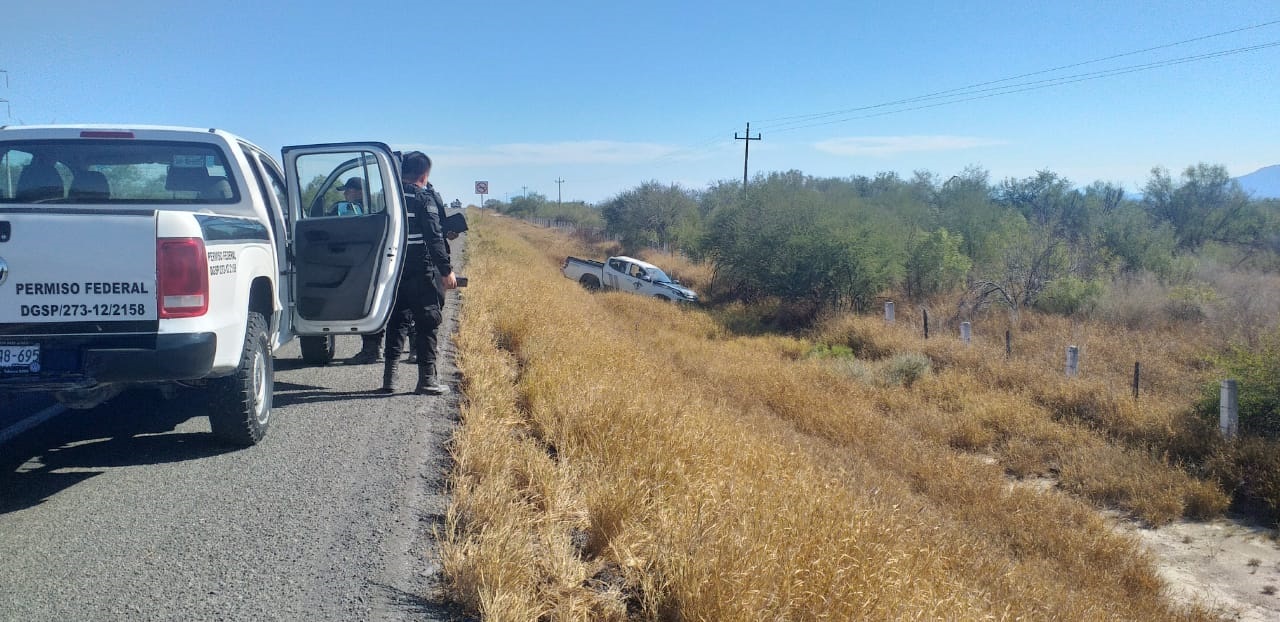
[884,301,895,324]
[1220,379,1239,439]
[960,322,971,345]
[1065,345,1079,377]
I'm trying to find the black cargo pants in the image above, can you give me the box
[383,274,443,375]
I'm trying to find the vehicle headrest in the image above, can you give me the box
[165,165,211,192]
[70,170,111,201]
[15,160,65,202]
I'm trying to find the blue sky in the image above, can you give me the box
[2,1,1277,204]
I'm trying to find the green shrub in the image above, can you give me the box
[838,328,894,361]
[806,343,855,359]
[883,352,931,388]
[1034,276,1104,316]
[1202,329,1280,438]
[904,228,971,300]
[1164,283,1218,323]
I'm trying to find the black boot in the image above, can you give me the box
[378,360,398,394]
[350,346,382,365]
[351,333,384,364]
[414,364,448,395]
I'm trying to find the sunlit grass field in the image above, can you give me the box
[441,212,1228,620]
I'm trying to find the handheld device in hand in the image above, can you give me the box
[456,276,468,288]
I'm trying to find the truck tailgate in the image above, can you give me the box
[0,209,159,338]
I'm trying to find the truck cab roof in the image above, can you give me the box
[0,124,268,221]
[613,256,661,272]
[0,124,248,143]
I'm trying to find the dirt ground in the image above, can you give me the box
[1110,513,1280,621]
[998,458,1280,620]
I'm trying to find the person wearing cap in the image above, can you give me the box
[331,177,366,216]
[332,176,385,364]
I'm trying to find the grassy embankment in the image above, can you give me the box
[440,212,1228,620]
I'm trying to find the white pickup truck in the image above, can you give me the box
[0,125,411,445]
[561,255,698,303]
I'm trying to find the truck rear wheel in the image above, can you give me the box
[207,311,272,446]
[299,335,336,365]
[580,275,601,291]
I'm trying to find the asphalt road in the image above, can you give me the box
[0,265,468,621]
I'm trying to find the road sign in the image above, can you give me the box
[474,181,488,194]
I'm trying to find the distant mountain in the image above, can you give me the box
[1235,165,1280,199]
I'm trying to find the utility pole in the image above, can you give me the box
[734,122,761,186]
[554,177,564,206]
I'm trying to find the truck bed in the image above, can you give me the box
[565,256,603,268]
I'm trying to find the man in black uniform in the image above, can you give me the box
[354,170,456,365]
[379,151,456,395]
[410,174,460,363]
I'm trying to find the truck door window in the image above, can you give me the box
[242,150,273,208]
[253,153,290,229]
[262,163,288,212]
[241,148,288,214]
[297,151,387,219]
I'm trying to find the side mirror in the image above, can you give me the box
[639,274,652,282]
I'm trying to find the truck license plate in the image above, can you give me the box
[0,344,41,374]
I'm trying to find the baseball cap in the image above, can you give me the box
[337,178,364,192]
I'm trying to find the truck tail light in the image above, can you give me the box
[157,237,209,318]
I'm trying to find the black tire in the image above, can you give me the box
[299,335,336,365]
[207,311,273,446]
[580,275,601,291]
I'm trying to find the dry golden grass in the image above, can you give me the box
[441,213,1222,620]
[811,310,1235,524]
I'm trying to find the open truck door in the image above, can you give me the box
[282,143,404,355]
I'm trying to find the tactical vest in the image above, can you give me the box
[402,183,433,277]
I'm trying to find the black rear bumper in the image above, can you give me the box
[0,332,217,391]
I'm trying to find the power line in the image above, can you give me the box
[757,18,1280,128]
[761,39,1280,135]
[554,19,1280,192]
[640,22,1280,172]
